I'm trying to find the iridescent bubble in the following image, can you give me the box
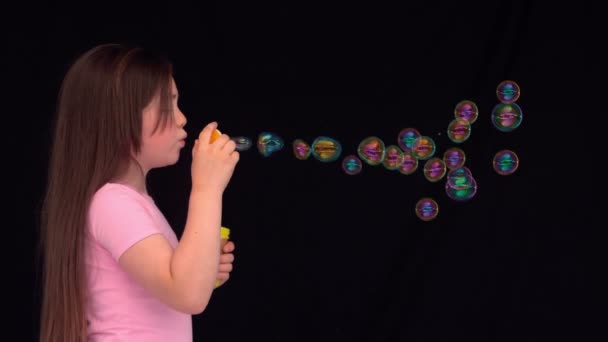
[443,147,466,170]
[397,128,421,152]
[342,155,363,175]
[398,151,418,175]
[292,139,311,160]
[446,166,474,189]
[311,136,342,162]
[423,157,447,182]
[445,175,477,201]
[383,145,404,170]
[454,100,479,124]
[491,103,523,132]
[411,136,436,160]
[496,80,520,103]
[357,136,386,166]
[493,149,519,175]
[231,136,252,151]
[447,118,471,143]
[415,197,439,221]
[257,132,284,157]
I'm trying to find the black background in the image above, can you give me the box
[7,1,596,341]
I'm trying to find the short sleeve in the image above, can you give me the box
[88,184,162,260]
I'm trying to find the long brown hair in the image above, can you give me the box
[39,43,174,342]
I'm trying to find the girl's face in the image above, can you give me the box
[136,78,188,173]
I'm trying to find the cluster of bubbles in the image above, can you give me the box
[491,80,521,177]
[228,81,523,221]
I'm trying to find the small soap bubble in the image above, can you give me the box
[445,175,477,201]
[446,166,474,189]
[493,149,519,175]
[383,145,404,170]
[231,136,252,151]
[292,139,311,160]
[398,151,418,175]
[397,128,421,152]
[357,136,386,166]
[415,197,439,221]
[311,136,342,162]
[496,80,520,103]
[443,147,466,170]
[257,132,284,157]
[491,103,523,132]
[423,157,447,182]
[342,155,363,175]
[454,100,479,124]
[411,136,436,160]
[447,118,471,143]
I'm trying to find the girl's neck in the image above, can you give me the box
[112,158,148,195]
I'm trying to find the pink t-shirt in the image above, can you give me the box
[85,183,192,342]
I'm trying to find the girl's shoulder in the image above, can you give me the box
[94,183,154,203]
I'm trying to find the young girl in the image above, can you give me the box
[39,43,240,342]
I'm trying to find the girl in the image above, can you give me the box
[39,43,240,341]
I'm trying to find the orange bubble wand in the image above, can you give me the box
[210,129,222,143]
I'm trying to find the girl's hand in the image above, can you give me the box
[191,122,240,194]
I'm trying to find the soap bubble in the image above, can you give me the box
[411,136,436,160]
[454,100,479,124]
[447,118,472,143]
[443,147,466,170]
[415,197,439,221]
[292,139,311,160]
[398,151,418,175]
[257,132,284,157]
[357,136,386,166]
[423,157,447,182]
[491,103,523,132]
[493,149,519,175]
[342,155,363,175]
[496,80,520,103]
[231,136,252,151]
[397,128,421,152]
[383,145,404,170]
[445,167,477,201]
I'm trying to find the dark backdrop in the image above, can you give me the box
[7,1,595,341]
